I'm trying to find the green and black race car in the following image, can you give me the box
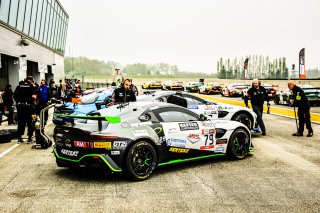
[53,102,252,181]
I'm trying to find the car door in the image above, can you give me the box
[152,107,216,151]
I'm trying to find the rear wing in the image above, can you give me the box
[54,113,121,131]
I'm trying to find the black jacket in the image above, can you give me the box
[14,81,34,105]
[244,86,269,107]
[112,87,136,103]
[291,85,309,108]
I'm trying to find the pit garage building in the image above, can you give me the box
[0,0,68,89]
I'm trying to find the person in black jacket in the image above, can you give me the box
[244,79,270,135]
[13,76,35,143]
[2,84,14,125]
[288,80,313,137]
[110,79,136,105]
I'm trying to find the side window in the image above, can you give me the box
[184,95,204,105]
[158,111,198,122]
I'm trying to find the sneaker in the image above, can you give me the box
[17,138,23,144]
[307,132,313,137]
[252,127,261,132]
[27,138,33,144]
[292,132,303,136]
[262,132,266,136]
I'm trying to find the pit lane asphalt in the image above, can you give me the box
[0,115,319,212]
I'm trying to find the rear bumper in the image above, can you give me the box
[52,147,122,172]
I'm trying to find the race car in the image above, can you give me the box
[137,91,257,130]
[185,82,202,93]
[163,80,184,90]
[241,83,278,99]
[274,85,320,106]
[142,81,162,89]
[53,102,252,181]
[53,87,115,125]
[221,83,249,97]
[198,82,223,94]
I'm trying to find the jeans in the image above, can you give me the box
[252,105,266,132]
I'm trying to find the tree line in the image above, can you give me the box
[217,55,289,79]
[64,56,216,78]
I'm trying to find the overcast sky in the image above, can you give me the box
[59,0,320,73]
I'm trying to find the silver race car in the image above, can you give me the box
[53,102,252,181]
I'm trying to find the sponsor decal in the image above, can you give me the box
[65,139,71,144]
[202,129,216,135]
[169,147,189,153]
[200,145,214,150]
[168,128,177,134]
[74,141,93,148]
[94,142,112,149]
[113,141,127,149]
[188,105,199,109]
[61,149,79,157]
[201,121,214,128]
[178,122,199,131]
[166,138,187,147]
[214,145,225,152]
[216,139,228,144]
[111,151,120,155]
[205,106,215,111]
[186,134,201,143]
[132,129,149,137]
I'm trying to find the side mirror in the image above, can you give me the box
[199,114,207,121]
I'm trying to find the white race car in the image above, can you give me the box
[137,91,257,130]
[53,102,252,180]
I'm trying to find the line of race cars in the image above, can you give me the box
[51,86,257,181]
[51,81,319,181]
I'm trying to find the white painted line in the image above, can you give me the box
[0,144,20,159]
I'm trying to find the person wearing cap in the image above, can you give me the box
[13,76,35,143]
[112,67,124,87]
[288,80,313,137]
[244,79,270,136]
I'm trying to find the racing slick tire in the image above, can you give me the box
[125,141,157,181]
[227,128,250,159]
[232,113,252,130]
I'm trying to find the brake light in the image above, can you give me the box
[92,156,100,159]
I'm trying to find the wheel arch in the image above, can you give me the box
[226,126,251,159]
[122,137,160,169]
[231,110,254,129]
